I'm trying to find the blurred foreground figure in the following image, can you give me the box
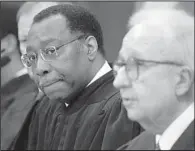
[114,6,194,150]
[1,2,60,150]
[1,33,27,87]
[1,33,37,116]
[1,33,38,150]
[13,4,142,150]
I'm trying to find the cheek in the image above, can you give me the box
[27,68,34,79]
[133,74,175,118]
[136,68,175,101]
[51,61,77,85]
[52,52,85,80]
[43,81,74,99]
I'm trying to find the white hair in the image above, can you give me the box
[130,2,179,27]
[141,2,178,10]
[128,8,194,72]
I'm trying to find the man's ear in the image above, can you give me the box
[175,66,194,96]
[84,36,98,61]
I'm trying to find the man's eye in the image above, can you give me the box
[29,55,36,61]
[28,54,36,61]
[44,47,56,55]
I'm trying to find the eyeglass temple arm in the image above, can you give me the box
[56,34,87,50]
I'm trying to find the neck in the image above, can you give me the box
[88,53,105,83]
[140,101,193,135]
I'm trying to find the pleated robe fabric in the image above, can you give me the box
[13,71,143,150]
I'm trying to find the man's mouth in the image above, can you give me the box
[39,79,63,88]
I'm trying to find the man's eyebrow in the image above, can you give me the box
[43,38,56,44]
[40,38,59,48]
[26,38,58,53]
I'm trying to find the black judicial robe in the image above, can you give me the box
[13,71,143,150]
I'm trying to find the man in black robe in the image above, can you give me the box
[13,4,143,150]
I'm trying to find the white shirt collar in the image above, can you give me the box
[15,68,28,78]
[156,102,194,150]
[64,61,111,107]
[86,61,112,87]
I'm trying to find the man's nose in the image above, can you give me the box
[34,56,50,77]
[113,67,132,89]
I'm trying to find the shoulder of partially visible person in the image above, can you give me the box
[117,131,155,150]
[1,74,37,116]
[9,91,48,150]
[1,89,39,150]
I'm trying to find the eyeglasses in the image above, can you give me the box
[21,34,86,68]
[113,57,183,81]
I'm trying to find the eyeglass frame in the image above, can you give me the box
[113,57,184,81]
[21,34,87,68]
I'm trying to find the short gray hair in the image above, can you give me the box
[128,8,194,72]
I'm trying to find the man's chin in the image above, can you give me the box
[43,88,75,101]
[44,91,67,100]
[44,87,83,102]
[40,81,68,99]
